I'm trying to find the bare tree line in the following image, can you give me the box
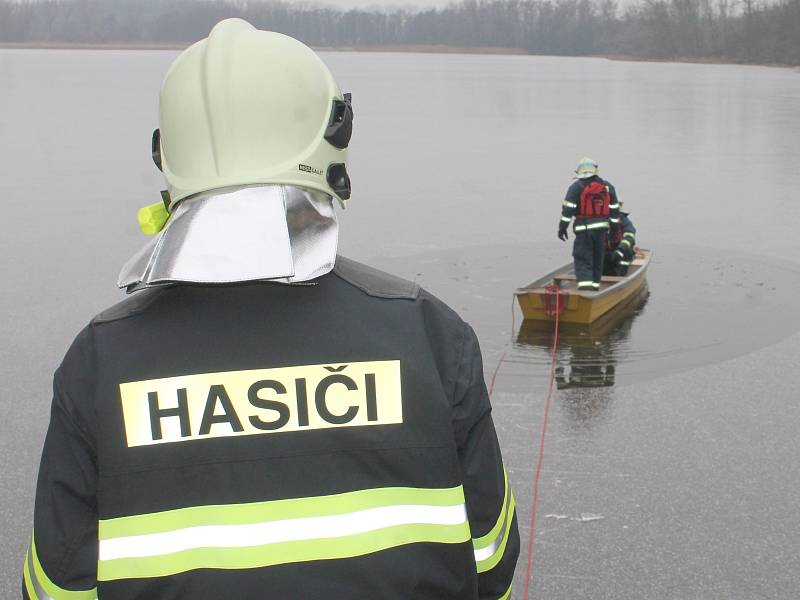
[0,0,798,65]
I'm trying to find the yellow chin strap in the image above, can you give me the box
[137,191,171,235]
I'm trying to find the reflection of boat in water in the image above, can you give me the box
[515,249,652,324]
[517,285,649,390]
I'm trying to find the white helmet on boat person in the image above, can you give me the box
[575,157,599,179]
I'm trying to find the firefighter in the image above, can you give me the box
[604,202,637,276]
[22,19,518,600]
[558,158,621,291]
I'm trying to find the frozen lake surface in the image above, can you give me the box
[1,49,799,598]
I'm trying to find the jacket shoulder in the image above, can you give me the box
[333,256,420,300]
[93,287,168,324]
[622,213,636,231]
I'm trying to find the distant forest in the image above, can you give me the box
[0,0,798,65]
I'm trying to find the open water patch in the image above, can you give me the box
[371,243,800,389]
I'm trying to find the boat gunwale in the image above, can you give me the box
[514,249,652,300]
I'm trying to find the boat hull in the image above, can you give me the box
[515,249,652,324]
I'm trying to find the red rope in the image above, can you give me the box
[487,292,561,599]
[487,349,507,398]
[487,296,517,397]
[522,288,561,600]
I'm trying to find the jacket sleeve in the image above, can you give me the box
[607,183,621,227]
[23,329,99,600]
[560,183,579,225]
[613,215,637,264]
[452,324,519,600]
[620,215,636,249]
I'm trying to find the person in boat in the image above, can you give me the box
[22,19,519,600]
[604,201,637,276]
[558,157,621,291]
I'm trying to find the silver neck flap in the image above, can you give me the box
[118,185,338,292]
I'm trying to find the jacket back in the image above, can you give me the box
[25,257,519,600]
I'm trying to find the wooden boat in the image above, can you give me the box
[515,249,652,324]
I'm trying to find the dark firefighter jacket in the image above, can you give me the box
[23,256,519,600]
[560,175,621,233]
[607,213,637,267]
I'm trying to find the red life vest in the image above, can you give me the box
[578,181,611,219]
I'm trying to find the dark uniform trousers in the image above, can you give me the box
[573,229,607,289]
[22,256,519,600]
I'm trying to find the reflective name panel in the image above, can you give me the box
[119,360,403,447]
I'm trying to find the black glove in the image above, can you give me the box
[558,222,569,241]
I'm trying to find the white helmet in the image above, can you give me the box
[141,18,352,234]
[575,157,599,179]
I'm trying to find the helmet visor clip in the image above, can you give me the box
[326,163,351,201]
[324,93,353,149]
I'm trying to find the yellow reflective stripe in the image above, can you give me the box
[623,232,635,239]
[100,486,465,538]
[98,486,470,581]
[22,550,38,600]
[499,583,513,600]
[24,535,97,600]
[560,216,571,223]
[620,239,632,248]
[471,471,509,552]
[472,470,515,573]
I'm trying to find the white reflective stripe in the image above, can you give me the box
[619,261,631,266]
[621,239,632,248]
[25,539,98,600]
[576,222,609,231]
[27,549,57,600]
[577,281,594,287]
[608,203,620,209]
[592,283,600,289]
[474,545,493,563]
[623,232,636,239]
[472,505,512,564]
[99,503,467,561]
[562,201,577,208]
[615,250,625,258]
[560,216,571,222]
[609,218,620,224]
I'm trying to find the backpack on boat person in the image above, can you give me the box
[578,180,611,219]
